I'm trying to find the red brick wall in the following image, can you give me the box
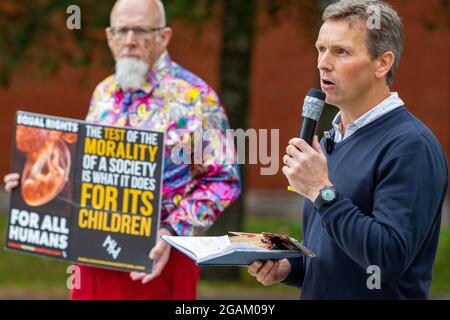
[0,0,448,191]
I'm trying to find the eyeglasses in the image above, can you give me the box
[108,26,165,42]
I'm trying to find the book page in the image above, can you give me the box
[163,236,232,260]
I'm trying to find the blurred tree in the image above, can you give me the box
[0,0,115,86]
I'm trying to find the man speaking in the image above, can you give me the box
[249,0,448,299]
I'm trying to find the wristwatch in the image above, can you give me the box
[314,186,338,210]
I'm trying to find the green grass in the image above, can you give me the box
[430,227,450,293]
[0,214,449,298]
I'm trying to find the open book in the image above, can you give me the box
[161,232,316,266]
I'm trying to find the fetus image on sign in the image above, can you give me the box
[16,125,77,207]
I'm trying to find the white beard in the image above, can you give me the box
[115,57,149,92]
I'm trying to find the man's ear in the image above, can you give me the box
[158,27,173,50]
[375,51,395,81]
[105,27,114,51]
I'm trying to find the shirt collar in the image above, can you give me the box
[332,92,404,132]
[332,113,344,132]
[143,50,172,93]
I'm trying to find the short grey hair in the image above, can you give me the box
[323,0,404,86]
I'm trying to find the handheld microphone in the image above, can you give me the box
[299,88,326,145]
[287,88,326,192]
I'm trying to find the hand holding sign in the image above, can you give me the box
[130,227,172,284]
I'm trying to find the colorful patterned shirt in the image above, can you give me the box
[85,51,241,236]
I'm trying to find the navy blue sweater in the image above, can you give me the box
[283,106,448,299]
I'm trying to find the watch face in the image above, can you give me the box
[321,188,336,202]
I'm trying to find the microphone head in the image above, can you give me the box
[302,88,326,121]
[307,88,326,101]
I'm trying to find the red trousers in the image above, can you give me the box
[70,249,200,300]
